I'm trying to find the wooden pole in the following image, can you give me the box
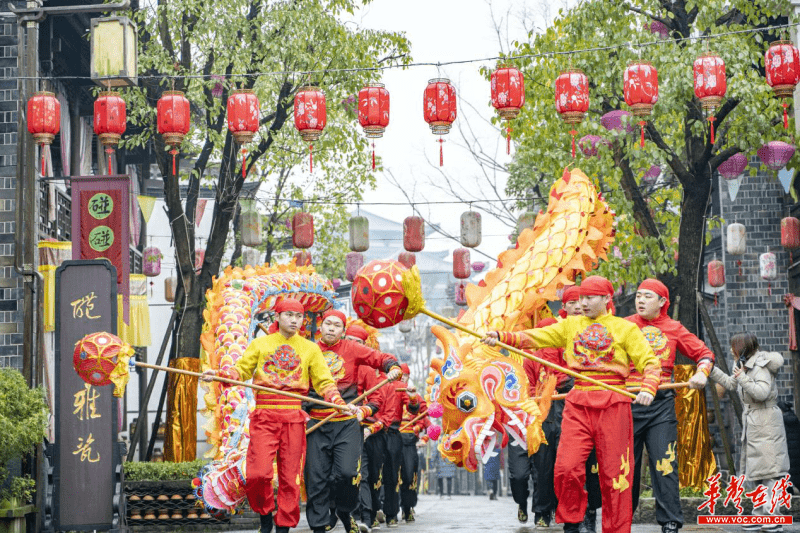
[537,381,692,402]
[399,409,429,432]
[420,308,637,400]
[305,377,393,435]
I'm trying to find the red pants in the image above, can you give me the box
[246,409,306,527]
[554,394,633,532]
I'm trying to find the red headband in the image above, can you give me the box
[580,275,615,313]
[561,286,581,303]
[345,324,369,341]
[638,278,670,318]
[322,309,347,326]
[400,363,410,375]
[275,298,305,314]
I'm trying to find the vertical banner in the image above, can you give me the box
[71,176,130,323]
[54,260,121,531]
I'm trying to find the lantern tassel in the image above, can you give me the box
[241,148,247,179]
[709,116,716,145]
[171,148,178,176]
[439,138,444,167]
[737,259,742,277]
[106,147,114,175]
[639,121,646,148]
[40,144,45,177]
[783,102,789,130]
[570,129,577,159]
[310,144,313,173]
[372,141,376,171]
[506,127,511,155]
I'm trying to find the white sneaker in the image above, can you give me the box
[356,520,372,533]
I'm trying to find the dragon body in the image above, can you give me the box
[426,168,615,471]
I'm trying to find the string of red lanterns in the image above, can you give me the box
[26,38,800,174]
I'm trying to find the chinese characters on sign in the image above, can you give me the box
[71,292,100,320]
[697,473,794,526]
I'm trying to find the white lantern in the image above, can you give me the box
[726,223,746,255]
[349,215,370,252]
[164,275,177,303]
[241,202,262,247]
[760,252,777,280]
[242,248,261,268]
[460,211,482,248]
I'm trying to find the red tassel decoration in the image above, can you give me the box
[783,102,789,129]
[714,293,718,306]
[506,127,511,155]
[438,138,444,166]
[106,147,114,175]
[570,129,577,158]
[171,149,178,176]
[709,116,716,144]
[737,259,742,276]
[639,121,646,148]
[40,146,45,177]
[372,141,376,171]
[241,148,247,179]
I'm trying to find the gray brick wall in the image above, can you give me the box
[0,16,22,369]
[705,160,798,474]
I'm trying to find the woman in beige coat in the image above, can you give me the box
[710,332,790,532]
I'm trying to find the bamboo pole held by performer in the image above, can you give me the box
[305,377,393,435]
[399,409,428,432]
[137,361,350,412]
[421,308,637,400]
[536,381,691,402]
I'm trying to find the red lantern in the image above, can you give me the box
[94,91,127,173]
[358,84,390,170]
[403,216,425,252]
[227,89,259,178]
[157,90,191,176]
[423,78,457,166]
[292,212,314,249]
[346,251,364,282]
[398,251,416,269]
[623,62,658,148]
[294,86,327,172]
[491,66,525,154]
[27,91,60,175]
[765,41,800,129]
[708,259,725,305]
[554,68,589,158]
[294,250,312,267]
[693,53,726,144]
[782,217,800,263]
[453,248,471,279]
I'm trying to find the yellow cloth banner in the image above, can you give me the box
[164,357,201,462]
[674,364,717,491]
[116,274,151,347]
[38,240,72,332]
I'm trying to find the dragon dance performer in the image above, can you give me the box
[484,276,661,533]
[307,310,403,533]
[368,363,421,528]
[625,279,713,533]
[399,370,428,524]
[201,298,354,533]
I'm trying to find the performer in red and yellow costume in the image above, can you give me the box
[624,279,713,533]
[203,298,351,533]
[485,276,661,533]
[307,309,402,533]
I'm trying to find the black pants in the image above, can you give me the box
[437,477,452,496]
[585,449,602,511]
[508,443,536,509]
[381,429,403,521]
[360,429,386,524]
[304,418,363,529]
[631,391,682,526]
[400,433,419,517]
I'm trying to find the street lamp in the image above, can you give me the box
[90,16,138,87]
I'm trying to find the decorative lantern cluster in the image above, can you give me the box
[94,91,127,172]
[26,91,60,174]
[403,215,425,252]
[358,84,390,170]
[491,66,525,154]
[693,53,727,144]
[227,89,259,178]
[765,41,800,129]
[554,68,589,157]
[294,86,327,172]
[423,78,457,166]
[623,61,659,148]
[157,90,191,175]
[727,223,746,275]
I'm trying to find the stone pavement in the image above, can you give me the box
[229,494,799,532]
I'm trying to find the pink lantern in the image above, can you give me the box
[471,261,486,273]
[292,212,314,249]
[403,216,425,252]
[718,153,748,180]
[642,165,660,186]
[708,260,725,288]
[398,251,416,269]
[757,141,796,172]
[578,135,603,158]
[453,248,471,279]
[346,251,364,282]
[600,110,635,133]
[143,246,163,277]
[331,278,342,290]
[646,21,669,39]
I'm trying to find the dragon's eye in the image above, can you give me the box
[456,391,477,413]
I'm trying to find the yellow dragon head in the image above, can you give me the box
[426,167,615,471]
